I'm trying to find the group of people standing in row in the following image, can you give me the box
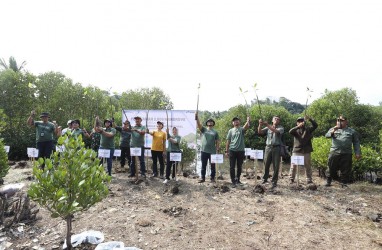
[27,110,362,188]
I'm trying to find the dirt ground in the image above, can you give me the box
[2,160,382,250]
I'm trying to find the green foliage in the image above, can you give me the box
[311,136,331,170]
[352,145,382,179]
[180,140,194,164]
[28,134,110,248]
[0,139,9,181]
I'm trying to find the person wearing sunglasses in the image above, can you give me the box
[325,115,362,186]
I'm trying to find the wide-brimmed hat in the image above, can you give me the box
[205,118,215,126]
[70,119,80,126]
[39,112,50,118]
[134,116,142,120]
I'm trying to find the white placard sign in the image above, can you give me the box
[113,149,121,157]
[27,148,39,158]
[98,149,111,158]
[170,152,182,162]
[245,148,252,156]
[144,149,152,157]
[211,154,224,164]
[291,155,304,165]
[130,147,142,156]
[250,150,263,160]
[56,145,65,152]
[4,146,10,153]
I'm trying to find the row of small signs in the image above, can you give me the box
[20,146,304,165]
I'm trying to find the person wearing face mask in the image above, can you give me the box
[325,115,361,186]
[258,115,284,189]
[195,112,220,183]
[289,115,318,184]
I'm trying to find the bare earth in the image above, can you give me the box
[3,161,382,250]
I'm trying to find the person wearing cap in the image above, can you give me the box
[225,116,250,187]
[147,121,167,178]
[27,110,59,166]
[258,115,284,188]
[289,115,318,184]
[115,119,132,170]
[325,115,361,186]
[129,116,147,178]
[196,112,220,183]
[61,120,73,135]
[95,116,116,176]
[70,119,90,139]
[163,127,181,183]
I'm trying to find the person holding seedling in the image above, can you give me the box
[225,116,250,187]
[258,115,284,189]
[325,115,361,186]
[289,115,317,184]
[196,112,220,183]
[95,117,116,176]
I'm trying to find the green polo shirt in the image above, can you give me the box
[34,121,55,142]
[167,135,181,152]
[130,125,146,147]
[100,127,116,149]
[226,127,245,151]
[200,126,219,154]
[262,125,284,146]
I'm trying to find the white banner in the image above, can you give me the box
[122,110,197,148]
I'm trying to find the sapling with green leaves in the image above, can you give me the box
[28,133,111,250]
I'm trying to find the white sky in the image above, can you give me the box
[1,0,381,112]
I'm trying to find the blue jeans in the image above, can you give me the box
[100,147,114,176]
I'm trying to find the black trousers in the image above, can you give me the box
[151,150,165,176]
[327,153,353,183]
[120,146,131,167]
[229,150,245,183]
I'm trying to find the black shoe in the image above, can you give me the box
[128,174,134,177]
[307,180,313,184]
[325,182,331,187]
[271,182,277,188]
[232,183,237,188]
[237,180,243,185]
[198,179,205,183]
[211,179,216,183]
[262,180,268,184]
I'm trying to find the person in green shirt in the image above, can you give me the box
[196,113,220,183]
[325,115,361,186]
[70,119,90,139]
[27,111,59,168]
[115,120,132,170]
[129,116,147,178]
[225,116,250,187]
[95,117,116,176]
[163,127,181,184]
[258,115,284,188]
